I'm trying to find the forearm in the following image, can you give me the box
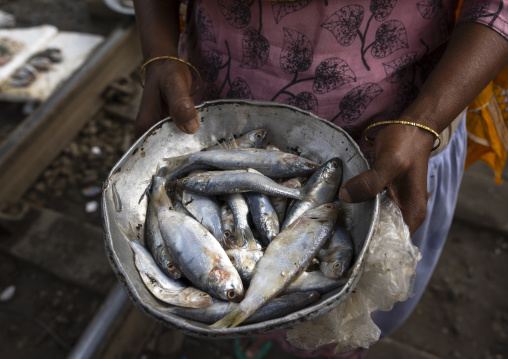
[133,0,181,60]
[403,21,508,134]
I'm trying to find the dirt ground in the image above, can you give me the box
[0,2,507,359]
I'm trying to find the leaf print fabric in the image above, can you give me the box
[272,0,312,24]
[280,28,313,74]
[313,57,356,94]
[321,5,365,46]
[218,0,253,29]
[371,20,409,59]
[241,27,270,69]
[370,0,397,21]
[179,0,508,154]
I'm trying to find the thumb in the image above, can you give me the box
[162,68,200,134]
[339,157,399,203]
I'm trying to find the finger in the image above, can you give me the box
[339,154,405,203]
[134,82,169,138]
[389,165,429,236]
[161,68,199,134]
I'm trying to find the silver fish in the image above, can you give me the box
[282,158,343,230]
[220,203,235,239]
[138,131,270,204]
[245,192,279,246]
[178,169,307,200]
[173,198,194,217]
[152,182,244,302]
[317,225,354,279]
[167,291,320,324]
[221,193,259,249]
[212,203,339,328]
[226,248,264,284]
[182,190,224,242]
[146,171,182,280]
[270,177,304,224]
[127,239,212,308]
[284,270,347,295]
[164,148,319,180]
[213,129,268,150]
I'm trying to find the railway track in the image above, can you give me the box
[0,18,165,359]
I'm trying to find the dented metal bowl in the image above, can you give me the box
[102,100,379,339]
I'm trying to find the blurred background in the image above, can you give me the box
[0,1,506,358]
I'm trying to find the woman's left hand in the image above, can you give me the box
[339,120,435,236]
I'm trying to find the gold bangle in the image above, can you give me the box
[139,56,202,95]
[364,120,442,151]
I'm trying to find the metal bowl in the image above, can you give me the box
[102,100,379,339]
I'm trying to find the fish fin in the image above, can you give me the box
[163,154,191,173]
[246,168,263,175]
[229,135,238,149]
[210,307,250,328]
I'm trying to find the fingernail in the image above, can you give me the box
[339,187,352,203]
[183,119,199,134]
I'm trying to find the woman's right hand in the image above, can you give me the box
[135,59,200,138]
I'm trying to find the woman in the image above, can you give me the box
[132,1,508,357]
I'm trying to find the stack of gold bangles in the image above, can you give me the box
[139,56,202,95]
[364,120,441,151]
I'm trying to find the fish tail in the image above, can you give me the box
[210,307,250,328]
[138,166,169,204]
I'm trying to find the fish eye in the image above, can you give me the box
[325,204,334,209]
[304,162,314,167]
[167,264,175,270]
[199,292,209,297]
[331,161,339,168]
[227,290,238,300]
[255,133,263,139]
[333,262,343,270]
[181,178,189,184]
[228,256,235,264]
[224,230,232,238]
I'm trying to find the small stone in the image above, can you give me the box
[86,201,98,213]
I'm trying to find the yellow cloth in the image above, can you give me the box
[455,0,508,183]
[465,67,508,184]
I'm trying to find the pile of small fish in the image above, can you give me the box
[125,129,355,328]
[9,47,62,87]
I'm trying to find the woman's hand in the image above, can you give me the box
[135,60,200,138]
[339,121,435,236]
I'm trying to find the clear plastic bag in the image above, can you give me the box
[286,192,422,353]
